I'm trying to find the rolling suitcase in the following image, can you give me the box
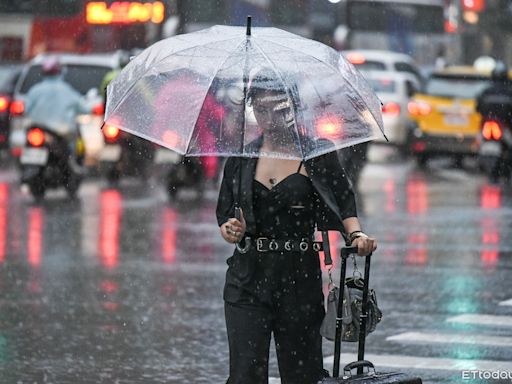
[319,238,422,384]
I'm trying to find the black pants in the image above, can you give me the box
[224,251,325,384]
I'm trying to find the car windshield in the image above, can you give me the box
[0,65,20,92]
[425,75,492,99]
[20,64,112,95]
[367,78,396,94]
[353,60,386,71]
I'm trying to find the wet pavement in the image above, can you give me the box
[0,148,511,384]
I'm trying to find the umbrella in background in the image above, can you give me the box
[104,17,385,214]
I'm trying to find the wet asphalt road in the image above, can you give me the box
[0,147,511,384]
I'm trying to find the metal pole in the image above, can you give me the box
[235,15,251,221]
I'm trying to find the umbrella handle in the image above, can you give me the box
[235,206,241,221]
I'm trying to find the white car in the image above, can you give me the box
[343,49,425,87]
[364,71,420,148]
[9,52,121,166]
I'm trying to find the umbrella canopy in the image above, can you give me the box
[104,23,384,161]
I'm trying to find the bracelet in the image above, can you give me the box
[348,230,368,244]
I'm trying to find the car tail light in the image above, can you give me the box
[482,120,502,141]
[346,52,366,65]
[0,95,9,113]
[92,103,105,116]
[382,102,401,116]
[315,115,343,140]
[103,124,120,143]
[9,100,24,116]
[27,127,45,147]
[408,100,431,116]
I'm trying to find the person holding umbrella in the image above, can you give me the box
[102,20,385,384]
[216,69,377,384]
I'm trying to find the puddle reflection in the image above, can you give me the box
[480,185,502,269]
[407,176,428,215]
[27,207,44,269]
[0,183,7,264]
[98,189,123,270]
[160,207,177,264]
[405,174,429,264]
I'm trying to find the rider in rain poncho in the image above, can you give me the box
[24,56,89,150]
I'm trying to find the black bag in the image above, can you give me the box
[319,241,422,384]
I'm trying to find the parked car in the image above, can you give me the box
[364,71,420,149]
[9,52,121,166]
[343,49,425,87]
[407,66,494,166]
[0,63,23,152]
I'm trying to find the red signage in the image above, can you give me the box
[461,0,485,12]
[86,1,165,24]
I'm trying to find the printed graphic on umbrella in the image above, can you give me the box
[104,17,384,163]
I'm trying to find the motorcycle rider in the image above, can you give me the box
[476,61,512,181]
[24,56,89,166]
[476,61,512,123]
[100,50,155,182]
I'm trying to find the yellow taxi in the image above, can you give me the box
[407,66,493,166]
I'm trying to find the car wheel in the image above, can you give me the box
[416,154,429,168]
[29,181,46,202]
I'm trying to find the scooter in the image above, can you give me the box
[100,123,156,185]
[478,118,512,183]
[20,124,84,200]
[166,156,205,200]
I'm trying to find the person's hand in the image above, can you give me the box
[220,209,246,244]
[351,233,377,256]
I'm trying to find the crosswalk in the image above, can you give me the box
[269,297,512,383]
[499,299,512,307]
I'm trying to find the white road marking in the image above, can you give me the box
[499,299,512,306]
[387,331,512,347]
[324,353,512,371]
[269,353,512,382]
[447,314,512,327]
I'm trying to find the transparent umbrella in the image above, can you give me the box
[104,18,384,162]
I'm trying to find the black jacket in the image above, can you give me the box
[216,138,357,235]
[476,81,512,124]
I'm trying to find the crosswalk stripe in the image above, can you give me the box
[269,353,512,382]
[387,332,512,347]
[447,314,512,327]
[323,353,512,371]
[499,299,512,306]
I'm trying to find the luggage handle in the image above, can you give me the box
[343,360,376,375]
[341,246,373,258]
[333,246,374,377]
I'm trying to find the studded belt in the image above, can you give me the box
[236,236,323,254]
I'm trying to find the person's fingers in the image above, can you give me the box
[354,237,375,256]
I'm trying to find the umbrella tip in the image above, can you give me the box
[246,16,252,36]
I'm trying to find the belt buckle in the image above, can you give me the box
[256,237,268,252]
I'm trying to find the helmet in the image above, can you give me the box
[117,50,131,68]
[42,57,62,75]
[491,61,508,82]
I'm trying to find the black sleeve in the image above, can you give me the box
[216,157,236,227]
[321,150,358,220]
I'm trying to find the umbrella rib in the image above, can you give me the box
[256,37,383,133]
[183,38,248,156]
[251,40,305,160]
[107,35,242,119]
